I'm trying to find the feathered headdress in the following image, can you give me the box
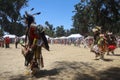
[24,8,41,23]
[92,26,101,32]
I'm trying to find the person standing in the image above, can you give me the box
[14,36,19,48]
[4,37,10,48]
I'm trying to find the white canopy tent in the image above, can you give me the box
[3,34,16,38]
[20,35,25,38]
[3,34,16,43]
[45,35,50,40]
[85,36,94,40]
[20,35,50,39]
[67,34,83,38]
[59,36,68,39]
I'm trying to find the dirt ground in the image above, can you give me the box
[0,44,120,80]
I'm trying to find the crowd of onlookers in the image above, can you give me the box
[47,36,95,48]
[48,35,120,48]
[0,36,10,48]
[0,37,4,48]
[0,36,24,48]
[1,35,120,49]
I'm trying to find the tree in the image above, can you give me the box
[0,0,29,36]
[69,28,76,34]
[72,1,90,35]
[65,29,71,36]
[45,21,55,37]
[55,25,65,37]
[72,0,120,35]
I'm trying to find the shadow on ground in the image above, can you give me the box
[8,61,120,80]
[9,68,59,80]
[97,67,120,80]
[102,58,113,62]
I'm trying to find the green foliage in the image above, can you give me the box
[72,0,120,35]
[65,29,71,36]
[45,21,55,37]
[0,29,3,37]
[0,0,29,36]
[55,25,65,37]
[70,28,76,34]
[8,22,26,36]
[44,21,72,37]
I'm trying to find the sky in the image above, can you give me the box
[20,0,80,30]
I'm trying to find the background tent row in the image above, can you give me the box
[19,34,83,40]
[2,33,84,44]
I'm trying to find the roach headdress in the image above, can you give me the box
[24,8,41,26]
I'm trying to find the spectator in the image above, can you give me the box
[4,37,10,48]
[14,36,19,48]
